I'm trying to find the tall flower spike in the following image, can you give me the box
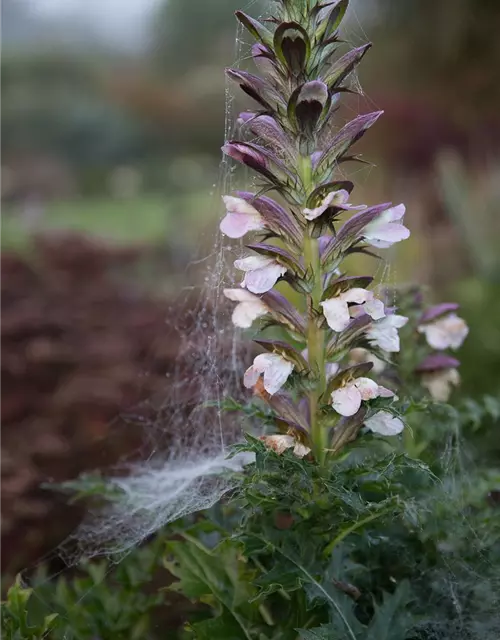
[221,1,412,463]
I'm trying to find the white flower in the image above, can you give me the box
[220,196,265,238]
[364,410,404,436]
[259,434,311,458]
[321,288,385,332]
[303,189,365,221]
[243,353,293,395]
[367,314,408,352]
[330,377,394,417]
[234,255,287,294]
[418,314,469,351]
[223,288,268,328]
[421,368,460,402]
[362,204,410,248]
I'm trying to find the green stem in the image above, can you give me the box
[299,154,326,464]
[321,504,395,558]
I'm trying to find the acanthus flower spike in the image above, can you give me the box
[218,0,445,464]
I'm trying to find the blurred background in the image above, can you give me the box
[2,0,500,575]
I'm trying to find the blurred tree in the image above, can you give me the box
[150,0,265,75]
[1,53,160,196]
[372,0,500,124]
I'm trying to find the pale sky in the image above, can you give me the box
[33,0,157,16]
[31,0,160,48]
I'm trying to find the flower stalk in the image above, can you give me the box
[221,0,417,463]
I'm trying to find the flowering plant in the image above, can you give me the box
[9,3,500,640]
[220,0,413,464]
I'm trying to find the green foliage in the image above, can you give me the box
[2,539,169,640]
[3,401,499,638]
[166,536,266,639]
[1,576,58,640]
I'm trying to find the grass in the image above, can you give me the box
[1,192,218,252]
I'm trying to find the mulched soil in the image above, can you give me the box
[1,233,231,575]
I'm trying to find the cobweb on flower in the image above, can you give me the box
[53,17,262,565]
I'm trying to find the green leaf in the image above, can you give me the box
[165,537,264,640]
[1,576,59,640]
[365,581,413,640]
[190,612,248,640]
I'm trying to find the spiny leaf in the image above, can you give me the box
[323,43,372,89]
[235,11,274,48]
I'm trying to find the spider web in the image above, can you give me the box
[49,16,263,565]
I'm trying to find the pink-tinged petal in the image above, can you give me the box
[365,411,404,436]
[224,289,268,328]
[377,386,395,398]
[364,222,410,247]
[418,314,468,351]
[303,191,336,221]
[363,297,385,320]
[262,354,294,395]
[321,298,351,332]
[331,384,362,417]
[388,315,409,329]
[223,288,260,303]
[223,195,260,216]
[331,189,350,205]
[232,301,268,328]
[354,377,379,400]
[341,287,370,304]
[242,263,286,294]
[367,315,408,353]
[234,255,272,271]
[220,212,264,238]
[243,364,261,389]
[385,203,406,222]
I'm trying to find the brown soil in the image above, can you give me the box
[1,233,219,575]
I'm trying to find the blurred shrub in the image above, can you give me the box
[433,152,500,398]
